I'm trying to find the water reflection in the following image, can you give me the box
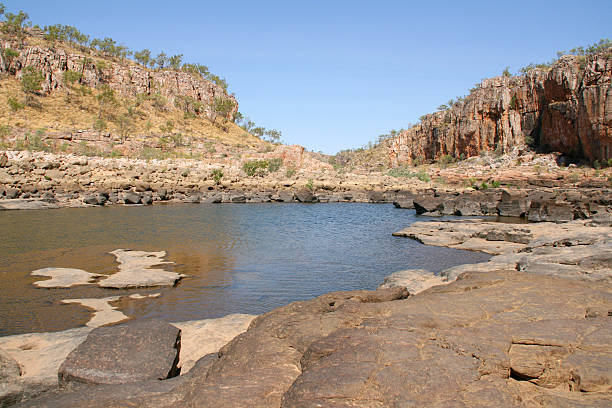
[0,204,491,335]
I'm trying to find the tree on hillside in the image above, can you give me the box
[155,52,168,69]
[169,54,183,69]
[1,9,30,40]
[250,126,265,138]
[95,84,117,119]
[91,37,131,59]
[133,49,152,67]
[233,111,244,124]
[21,66,44,94]
[44,24,90,47]
[210,96,235,125]
[1,47,18,72]
[264,129,282,144]
[21,66,44,108]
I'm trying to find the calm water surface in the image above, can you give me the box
[0,203,490,335]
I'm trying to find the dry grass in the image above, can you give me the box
[0,75,265,150]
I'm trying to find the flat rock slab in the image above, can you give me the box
[59,319,181,385]
[31,268,104,288]
[0,327,92,405]
[13,272,612,407]
[0,199,59,211]
[172,314,256,373]
[378,269,446,294]
[98,249,185,288]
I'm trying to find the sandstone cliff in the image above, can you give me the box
[389,50,611,165]
[0,39,238,120]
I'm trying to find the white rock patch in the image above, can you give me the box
[97,249,185,288]
[31,268,104,288]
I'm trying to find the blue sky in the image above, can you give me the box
[6,0,611,154]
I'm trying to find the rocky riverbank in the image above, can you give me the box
[1,216,610,407]
[1,150,611,221]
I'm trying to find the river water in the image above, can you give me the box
[0,203,490,336]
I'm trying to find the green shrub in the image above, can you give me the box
[437,154,456,168]
[593,160,601,170]
[509,94,518,110]
[387,167,414,178]
[480,182,489,190]
[211,169,223,184]
[416,170,430,182]
[305,178,314,191]
[240,158,282,176]
[7,96,24,111]
[139,147,168,160]
[63,70,82,86]
[491,180,501,188]
[21,66,44,95]
[285,166,296,178]
[267,158,282,173]
[17,133,52,152]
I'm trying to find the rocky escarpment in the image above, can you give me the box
[390,50,612,165]
[0,39,237,119]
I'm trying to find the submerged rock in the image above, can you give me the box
[62,296,126,328]
[31,268,104,288]
[98,249,185,289]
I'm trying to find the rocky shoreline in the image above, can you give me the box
[1,151,610,224]
[1,215,610,407]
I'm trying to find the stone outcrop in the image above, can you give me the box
[14,271,612,407]
[389,50,612,165]
[0,314,254,406]
[58,320,181,386]
[0,40,237,120]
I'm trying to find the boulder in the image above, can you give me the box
[412,196,443,214]
[454,198,482,216]
[295,189,317,203]
[141,193,153,205]
[4,188,20,199]
[82,195,101,206]
[122,192,141,205]
[366,191,385,203]
[528,200,574,223]
[0,153,9,168]
[202,194,222,204]
[230,194,246,203]
[480,201,499,215]
[58,320,181,386]
[497,199,528,217]
[392,200,413,209]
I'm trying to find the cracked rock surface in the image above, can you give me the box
[17,272,612,407]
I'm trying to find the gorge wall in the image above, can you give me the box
[0,38,237,120]
[389,50,611,165]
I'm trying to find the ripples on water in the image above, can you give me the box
[0,203,490,335]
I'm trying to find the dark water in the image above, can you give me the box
[0,203,490,336]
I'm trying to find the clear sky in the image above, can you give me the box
[5,0,611,154]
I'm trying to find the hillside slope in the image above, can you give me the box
[0,27,268,158]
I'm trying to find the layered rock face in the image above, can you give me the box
[0,41,237,119]
[389,50,611,165]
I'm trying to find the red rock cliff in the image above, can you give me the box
[389,50,611,165]
[0,41,238,120]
